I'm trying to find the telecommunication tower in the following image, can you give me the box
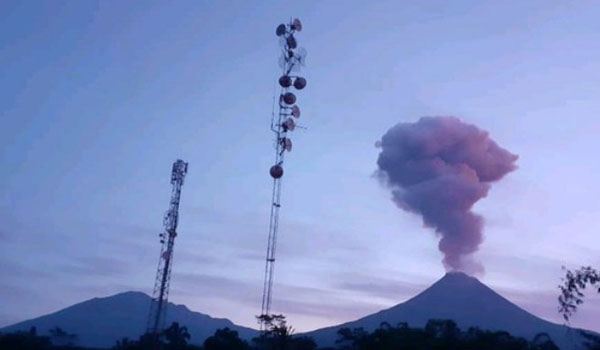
[260,18,308,327]
[147,159,189,337]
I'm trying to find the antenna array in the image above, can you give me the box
[147,159,188,338]
[260,18,308,327]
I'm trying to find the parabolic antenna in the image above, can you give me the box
[276,24,286,36]
[283,138,293,152]
[289,47,307,69]
[282,92,296,105]
[279,75,292,88]
[281,55,300,73]
[293,77,306,90]
[296,47,307,65]
[292,18,302,32]
[270,165,283,179]
[291,105,300,118]
[280,49,307,72]
[286,34,297,49]
[283,118,296,131]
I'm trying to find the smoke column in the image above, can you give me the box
[376,116,518,273]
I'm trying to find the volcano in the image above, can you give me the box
[304,272,588,350]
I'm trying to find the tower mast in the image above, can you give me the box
[147,159,188,338]
[260,18,307,327]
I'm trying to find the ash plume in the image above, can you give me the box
[376,116,518,273]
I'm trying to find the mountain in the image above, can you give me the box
[0,291,257,348]
[2,275,594,349]
[304,272,589,350]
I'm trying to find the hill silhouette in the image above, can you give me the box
[0,291,257,348]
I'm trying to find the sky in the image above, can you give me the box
[1,0,600,334]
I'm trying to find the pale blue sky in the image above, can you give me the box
[1,0,599,333]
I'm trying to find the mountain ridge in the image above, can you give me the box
[2,273,594,349]
[0,290,257,348]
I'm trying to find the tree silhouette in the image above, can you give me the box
[0,329,51,350]
[204,327,249,350]
[162,322,191,350]
[113,337,138,350]
[253,314,316,350]
[335,320,559,350]
[558,266,600,321]
[49,326,78,347]
[254,314,292,350]
[138,331,164,349]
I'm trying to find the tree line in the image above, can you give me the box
[5,316,599,350]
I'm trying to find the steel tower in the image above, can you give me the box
[260,18,307,326]
[147,159,188,337]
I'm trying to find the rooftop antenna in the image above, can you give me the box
[259,18,308,329]
[147,159,188,341]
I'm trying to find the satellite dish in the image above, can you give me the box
[286,34,297,49]
[292,18,302,32]
[280,49,306,73]
[162,249,171,260]
[283,138,293,152]
[283,118,296,131]
[279,75,292,88]
[270,165,283,179]
[282,92,296,105]
[289,47,307,69]
[276,24,286,36]
[296,47,307,65]
[293,77,306,90]
[291,105,300,118]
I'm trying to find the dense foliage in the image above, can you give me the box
[333,319,560,350]
[112,322,199,350]
[3,318,596,350]
[0,326,87,350]
[252,314,316,350]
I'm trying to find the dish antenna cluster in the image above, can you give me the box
[147,160,188,341]
[260,18,308,327]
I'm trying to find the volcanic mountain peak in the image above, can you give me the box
[408,271,507,305]
[434,271,482,287]
[305,273,585,350]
